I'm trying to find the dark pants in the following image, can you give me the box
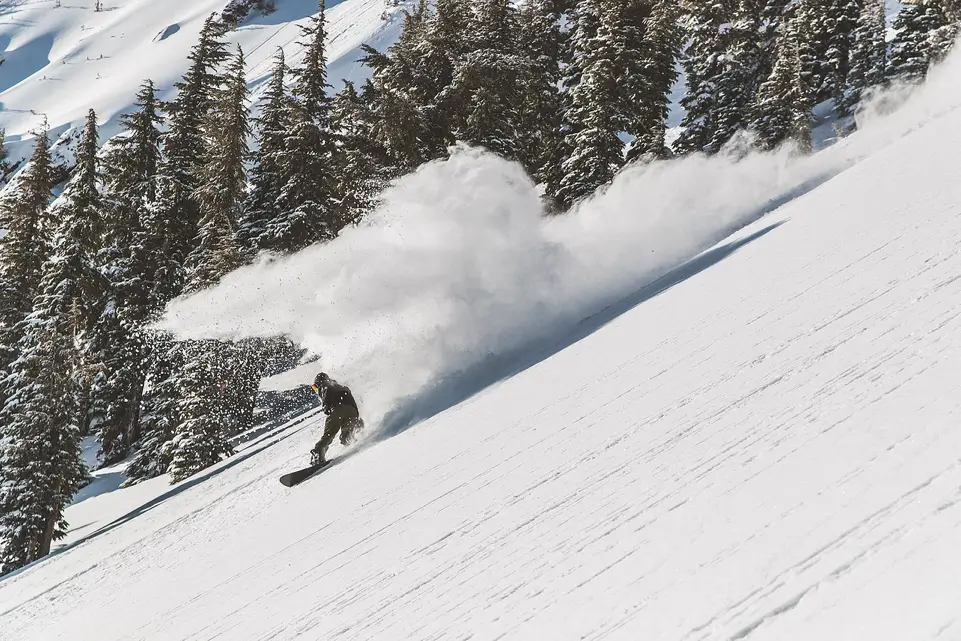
[313,405,363,458]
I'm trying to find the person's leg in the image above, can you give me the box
[339,409,362,446]
[313,409,345,462]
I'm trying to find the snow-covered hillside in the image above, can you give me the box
[0,0,407,170]
[2,35,961,639]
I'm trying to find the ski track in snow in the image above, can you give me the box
[3,1,961,639]
[2,67,961,639]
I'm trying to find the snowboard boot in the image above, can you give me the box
[310,448,326,466]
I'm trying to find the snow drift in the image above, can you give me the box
[158,48,961,438]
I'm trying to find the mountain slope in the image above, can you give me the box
[0,0,408,168]
[2,55,961,641]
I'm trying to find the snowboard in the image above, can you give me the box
[279,459,333,487]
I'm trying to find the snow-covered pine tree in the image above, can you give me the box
[0,111,102,576]
[756,0,793,77]
[0,124,56,394]
[268,0,340,252]
[808,0,861,106]
[220,339,267,437]
[0,310,85,576]
[543,0,600,207]
[360,2,432,173]
[185,46,248,292]
[125,334,181,484]
[928,0,961,64]
[238,49,288,256]
[750,13,814,152]
[87,81,163,464]
[447,0,525,159]
[362,0,471,172]
[674,0,756,155]
[332,80,390,229]
[418,0,472,155]
[842,0,886,115]
[516,0,564,184]
[0,128,12,185]
[166,340,235,483]
[47,110,104,334]
[145,14,229,310]
[561,0,602,94]
[626,0,682,161]
[553,0,625,209]
[887,1,938,81]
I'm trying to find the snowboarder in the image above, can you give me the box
[309,372,364,465]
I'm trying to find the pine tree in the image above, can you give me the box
[46,110,104,438]
[87,81,162,464]
[675,0,756,155]
[626,0,683,161]
[0,124,56,391]
[124,336,181,484]
[166,340,235,483]
[145,14,229,310]
[221,340,267,436]
[332,80,390,228]
[0,128,12,185]
[361,0,460,172]
[47,110,104,329]
[185,46,248,293]
[268,0,340,252]
[447,0,526,159]
[516,0,564,183]
[756,0,792,76]
[542,0,599,206]
[750,13,814,152]
[418,0,472,154]
[842,0,886,114]
[816,0,861,105]
[561,0,602,93]
[554,0,625,208]
[0,311,85,575]
[929,0,961,64]
[888,0,958,79]
[0,112,101,576]
[238,49,288,256]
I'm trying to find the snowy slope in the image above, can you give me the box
[0,0,408,169]
[3,50,961,641]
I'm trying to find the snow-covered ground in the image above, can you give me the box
[0,0,409,170]
[2,40,961,640]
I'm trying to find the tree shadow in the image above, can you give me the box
[375,220,787,441]
[0,32,55,93]
[241,0,352,28]
[71,471,126,507]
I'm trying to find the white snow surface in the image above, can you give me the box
[1,43,961,639]
[0,0,409,168]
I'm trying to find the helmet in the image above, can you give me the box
[312,372,331,391]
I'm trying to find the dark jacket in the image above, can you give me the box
[319,381,358,414]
